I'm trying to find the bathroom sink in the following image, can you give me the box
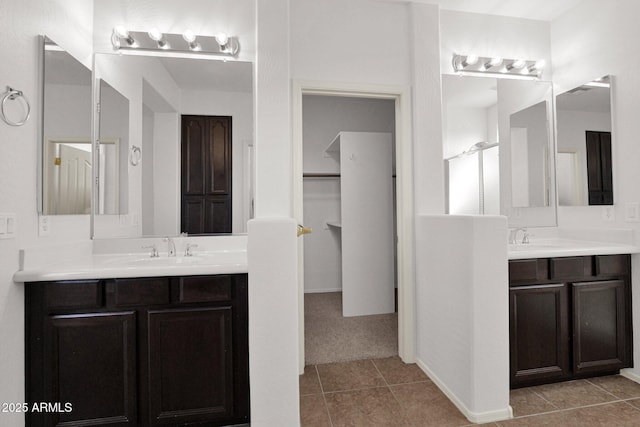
[97,251,246,268]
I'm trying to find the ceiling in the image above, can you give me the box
[395,0,587,21]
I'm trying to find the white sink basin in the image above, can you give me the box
[98,252,245,268]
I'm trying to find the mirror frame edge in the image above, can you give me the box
[36,35,46,215]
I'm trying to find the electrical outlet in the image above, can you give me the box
[602,206,615,222]
[39,215,50,237]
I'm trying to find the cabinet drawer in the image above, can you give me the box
[550,257,592,280]
[509,259,548,284]
[110,278,170,306]
[45,280,102,309]
[175,276,232,303]
[595,255,629,276]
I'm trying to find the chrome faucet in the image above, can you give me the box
[142,244,159,258]
[185,243,198,257]
[509,228,528,245]
[163,237,176,257]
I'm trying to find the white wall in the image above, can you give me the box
[416,215,510,422]
[551,0,640,382]
[302,95,395,293]
[0,1,93,424]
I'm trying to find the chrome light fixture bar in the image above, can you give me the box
[452,54,544,80]
[111,28,240,58]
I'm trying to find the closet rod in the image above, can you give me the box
[303,173,341,178]
[302,173,397,178]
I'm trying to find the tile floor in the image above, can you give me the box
[299,357,640,426]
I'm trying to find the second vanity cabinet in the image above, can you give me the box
[26,274,249,427]
[509,255,633,388]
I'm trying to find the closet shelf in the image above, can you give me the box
[326,221,342,229]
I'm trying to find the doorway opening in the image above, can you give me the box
[293,81,415,373]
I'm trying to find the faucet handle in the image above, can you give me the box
[142,244,159,258]
[522,232,530,244]
[185,243,199,257]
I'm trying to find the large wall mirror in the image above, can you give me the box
[443,74,556,226]
[556,76,612,206]
[92,53,254,239]
[40,36,92,215]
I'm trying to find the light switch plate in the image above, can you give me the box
[0,213,17,239]
[625,202,640,222]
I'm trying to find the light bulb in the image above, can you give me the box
[148,29,163,42]
[215,33,229,46]
[114,26,135,46]
[182,30,196,43]
[464,54,478,65]
[489,57,503,67]
[115,26,129,38]
[512,59,526,69]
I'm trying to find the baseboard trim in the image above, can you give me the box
[415,358,513,424]
[304,288,342,294]
[620,369,640,384]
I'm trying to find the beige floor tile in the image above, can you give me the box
[529,379,616,410]
[390,381,470,427]
[372,356,429,385]
[325,387,410,427]
[300,394,332,427]
[509,388,557,417]
[497,402,640,426]
[300,365,323,396]
[627,398,640,409]
[587,375,640,400]
[317,359,386,392]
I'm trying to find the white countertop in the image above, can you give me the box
[13,236,248,283]
[508,239,640,260]
[13,251,248,282]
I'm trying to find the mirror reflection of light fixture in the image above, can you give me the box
[452,54,544,80]
[111,27,240,59]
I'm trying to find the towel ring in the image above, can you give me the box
[130,145,142,166]
[0,86,31,127]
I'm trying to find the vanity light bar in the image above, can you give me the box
[111,29,240,58]
[452,54,544,80]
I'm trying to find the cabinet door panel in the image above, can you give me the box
[47,311,137,426]
[510,283,570,386]
[147,306,233,425]
[573,280,628,374]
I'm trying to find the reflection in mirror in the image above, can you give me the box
[98,80,129,214]
[498,78,555,227]
[443,75,555,226]
[41,36,92,215]
[556,76,612,206]
[93,54,253,239]
[509,100,550,208]
[442,75,500,215]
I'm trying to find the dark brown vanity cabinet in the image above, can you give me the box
[26,274,249,427]
[509,255,632,388]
